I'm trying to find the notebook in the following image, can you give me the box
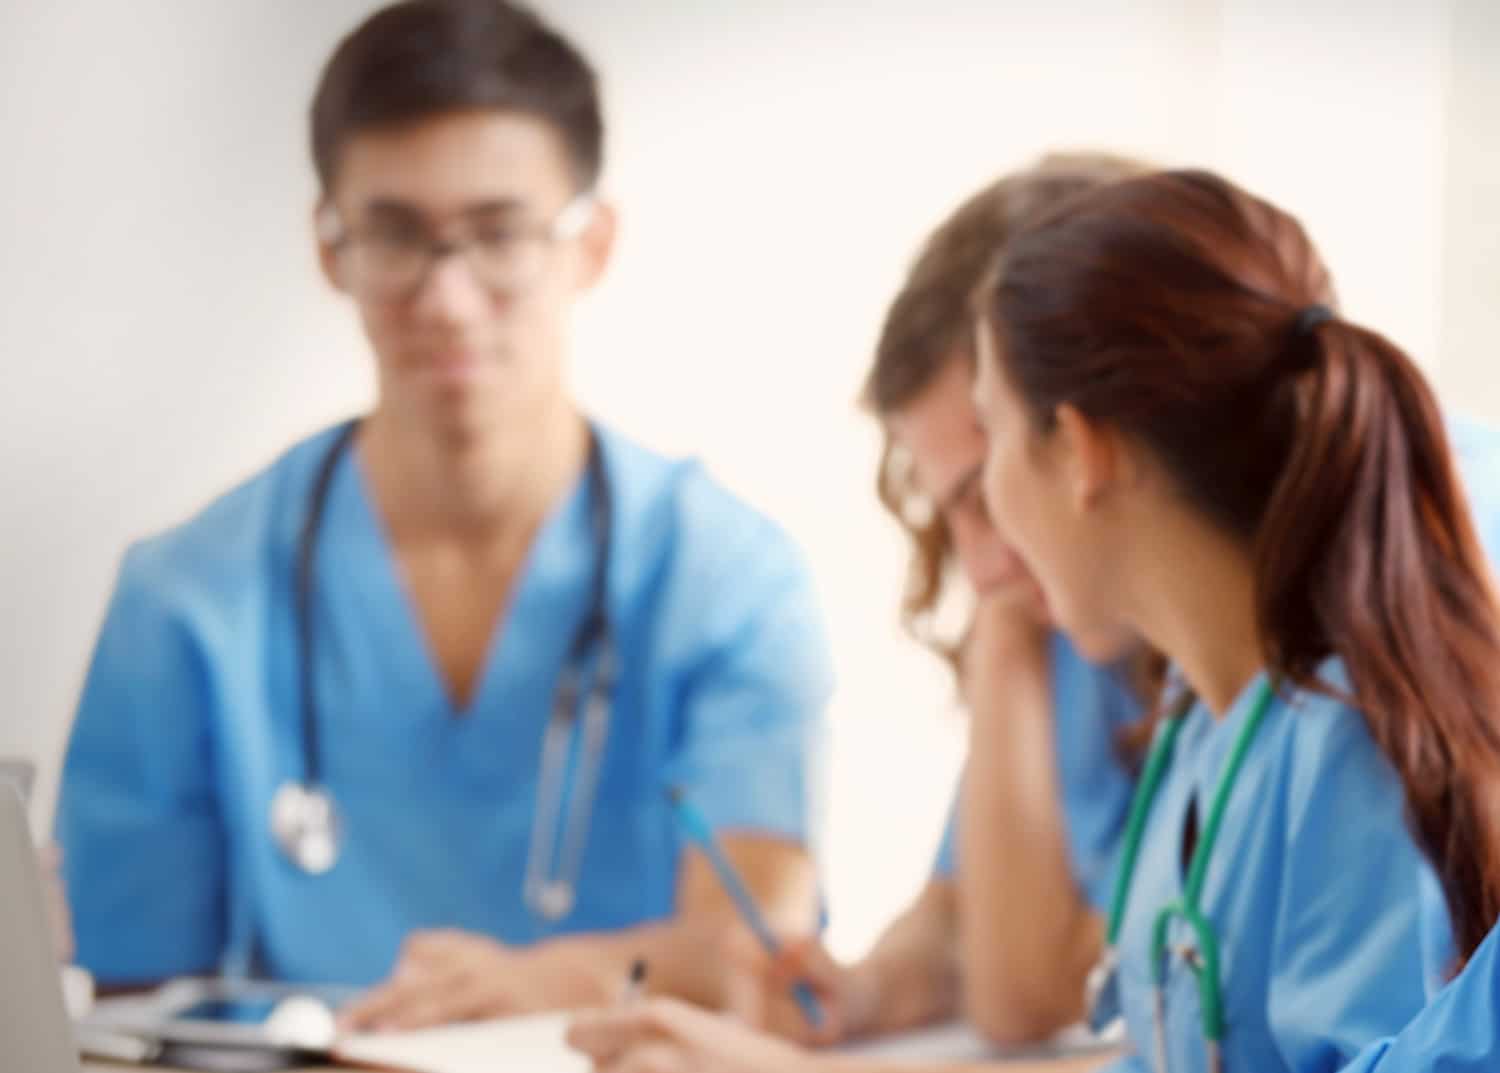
[333,1010,1118,1072]
[334,1013,590,1073]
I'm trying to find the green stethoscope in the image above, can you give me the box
[1085,675,1278,1073]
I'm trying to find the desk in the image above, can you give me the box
[82,1019,1119,1071]
[84,1062,321,1073]
[84,1065,321,1073]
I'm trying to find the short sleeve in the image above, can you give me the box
[1333,920,1500,1073]
[931,784,959,879]
[55,547,227,983]
[1447,414,1500,568]
[1267,707,1439,1071]
[661,529,833,847]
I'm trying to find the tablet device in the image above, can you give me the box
[83,974,358,1053]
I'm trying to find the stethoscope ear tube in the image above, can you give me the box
[1091,676,1277,1069]
[520,430,617,922]
[274,420,619,910]
[295,421,360,795]
[272,420,360,876]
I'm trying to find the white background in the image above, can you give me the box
[2,0,1496,958]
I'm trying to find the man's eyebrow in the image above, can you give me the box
[359,197,530,224]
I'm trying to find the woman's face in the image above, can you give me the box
[970,319,1136,660]
[886,353,1046,616]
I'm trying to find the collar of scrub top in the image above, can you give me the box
[274,415,617,896]
[1086,671,1278,1071]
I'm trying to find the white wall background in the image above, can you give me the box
[1,0,1494,959]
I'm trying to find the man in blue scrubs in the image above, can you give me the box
[56,0,832,1030]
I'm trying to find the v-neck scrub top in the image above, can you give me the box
[57,422,834,986]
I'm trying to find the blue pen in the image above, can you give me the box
[666,786,825,1030]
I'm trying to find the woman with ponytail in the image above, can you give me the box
[956,167,1500,1072]
[568,168,1500,1073]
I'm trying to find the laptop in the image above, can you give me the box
[0,782,82,1073]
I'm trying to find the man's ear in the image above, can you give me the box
[314,201,348,293]
[571,199,617,294]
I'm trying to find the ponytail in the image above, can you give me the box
[1257,316,1500,962]
[986,168,1500,962]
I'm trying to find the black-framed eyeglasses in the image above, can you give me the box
[320,195,594,302]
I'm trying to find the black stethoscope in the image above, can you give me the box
[268,419,618,923]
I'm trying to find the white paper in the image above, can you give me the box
[839,1019,1124,1062]
[333,1014,1119,1072]
[333,1013,590,1073]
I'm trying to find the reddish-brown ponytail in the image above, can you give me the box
[983,169,1500,960]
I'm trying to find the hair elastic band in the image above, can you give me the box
[1295,304,1334,335]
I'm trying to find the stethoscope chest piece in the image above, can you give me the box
[270,781,341,876]
[274,419,618,905]
[527,878,578,923]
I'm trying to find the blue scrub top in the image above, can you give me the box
[1320,416,1500,1071]
[57,422,834,986]
[1450,414,1500,563]
[1099,661,1447,1073]
[1338,920,1500,1073]
[931,630,1141,910]
[933,414,1500,909]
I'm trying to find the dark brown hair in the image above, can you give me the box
[982,168,1500,960]
[863,152,1150,675]
[310,0,603,192]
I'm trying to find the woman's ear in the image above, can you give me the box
[1054,402,1122,511]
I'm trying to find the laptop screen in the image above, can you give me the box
[0,783,81,1072]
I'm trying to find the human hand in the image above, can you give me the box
[721,929,875,1046]
[568,996,826,1073]
[338,929,607,1032]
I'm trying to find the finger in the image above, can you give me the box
[768,938,839,990]
[337,972,436,1032]
[602,1041,688,1073]
[358,959,494,1032]
[410,928,472,954]
[761,986,844,1047]
[567,1007,654,1062]
[720,952,767,1029]
[378,990,473,1032]
[337,986,402,1032]
[398,931,452,964]
[396,928,479,969]
[443,965,522,1022]
[566,1000,691,1061]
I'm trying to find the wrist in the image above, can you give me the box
[527,937,616,1007]
[963,607,1050,710]
[839,956,886,1038]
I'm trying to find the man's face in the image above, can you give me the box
[318,110,613,444]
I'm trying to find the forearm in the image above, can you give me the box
[845,881,962,1036]
[959,627,1102,1043]
[538,915,736,1008]
[544,834,819,1010]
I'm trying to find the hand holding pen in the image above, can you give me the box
[665,787,835,1041]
